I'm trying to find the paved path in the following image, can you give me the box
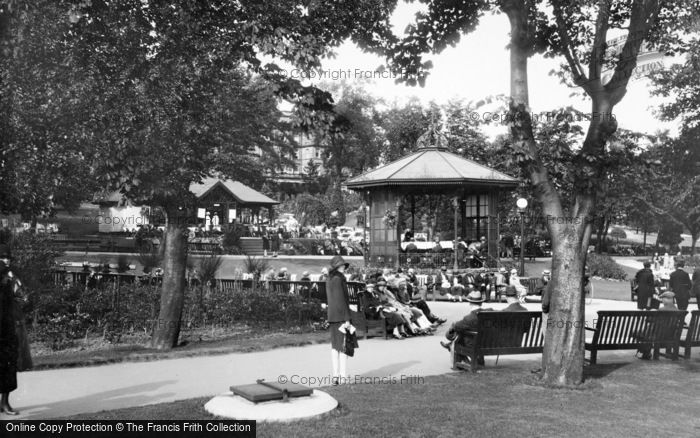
[12,299,643,419]
[613,257,644,271]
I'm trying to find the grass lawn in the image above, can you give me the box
[65,359,700,437]
[31,329,329,370]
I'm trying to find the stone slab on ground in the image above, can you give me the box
[204,390,337,422]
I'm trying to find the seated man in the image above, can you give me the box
[535,270,551,295]
[397,282,446,325]
[434,266,456,300]
[440,290,493,366]
[502,286,528,311]
[276,267,290,281]
[404,238,418,253]
[637,291,679,359]
[494,267,508,299]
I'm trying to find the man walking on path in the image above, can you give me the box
[669,261,692,311]
[635,261,656,310]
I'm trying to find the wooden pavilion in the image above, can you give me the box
[345,128,518,271]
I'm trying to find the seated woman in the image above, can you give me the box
[360,283,409,339]
[508,269,528,296]
[377,279,434,336]
[387,280,436,333]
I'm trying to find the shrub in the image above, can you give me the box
[586,253,627,280]
[7,231,63,295]
[243,255,269,276]
[199,253,223,287]
[137,246,161,273]
[116,254,131,273]
[222,226,243,253]
[28,279,325,350]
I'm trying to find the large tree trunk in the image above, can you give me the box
[151,208,188,349]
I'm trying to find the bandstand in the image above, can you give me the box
[345,127,518,272]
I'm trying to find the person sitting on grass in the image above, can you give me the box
[440,290,493,366]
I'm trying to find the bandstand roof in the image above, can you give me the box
[95,178,278,207]
[345,147,519,190]
[190,177,278,206]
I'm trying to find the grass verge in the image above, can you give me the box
[31,329,329,370]
[65,359,700,437]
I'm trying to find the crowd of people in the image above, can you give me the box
[634,258,700,312]
[358,268,448,340]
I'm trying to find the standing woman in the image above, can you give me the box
[326,255,352,385]
[1,243,27,415]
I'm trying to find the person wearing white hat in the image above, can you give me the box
[535,269,551,296]
[508,268,528,297]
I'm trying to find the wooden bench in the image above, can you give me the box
[682,310,700,359]
[585,310,687,364]
[453,311,544,372]
[353,291,389,339]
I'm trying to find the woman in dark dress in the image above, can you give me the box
[1,244,24,415]
[326,255,352,385]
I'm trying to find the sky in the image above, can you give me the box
[283,2,680,140]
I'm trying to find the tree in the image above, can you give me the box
[58,0,399,349]
[0,1,99,222]
[302,159,321,194]
[648,43,700,254]
[361,0,697,386]
[634,130,700,255]
[315,81,384,225]
[377,98,436,161]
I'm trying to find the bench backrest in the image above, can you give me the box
[476,311,544,352]
[591,311,687,346]
[685,310,700,345]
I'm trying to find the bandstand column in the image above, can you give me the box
[453,196,459,271]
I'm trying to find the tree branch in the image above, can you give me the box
[588,0,612,83]
[605,0,661,104]
[632,195,688,230]
[551,1,590,91]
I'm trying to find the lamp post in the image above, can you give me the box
[516,198,528,276]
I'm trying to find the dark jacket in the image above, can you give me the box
[669,269,691,299]
[635,268,656,302]
[541,282,553,313]
[452,308,483,335]
[326,270,352,323]
[359,291,382,318]
[693,268,700,295]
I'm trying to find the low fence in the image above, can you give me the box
[50,270,363,305]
